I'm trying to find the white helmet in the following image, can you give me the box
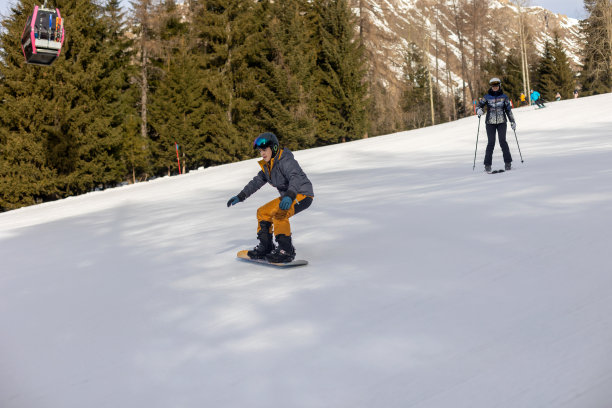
[489,77,502,86]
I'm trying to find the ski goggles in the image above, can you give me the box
[253,136,273,149]
[490,81,501,86]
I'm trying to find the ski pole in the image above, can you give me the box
[513,129,524,163]
[473,116,481,170]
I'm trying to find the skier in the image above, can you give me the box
[555,92,561,101]
[530,89,546,108]
[476,78,517,172]
[227,132,314,263]
[520,93,526,106]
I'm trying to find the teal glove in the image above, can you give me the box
[279,196,293,210]
[227,196,240,207]
[227,192,246,207]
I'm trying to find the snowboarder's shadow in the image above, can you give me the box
[218,239,255,255]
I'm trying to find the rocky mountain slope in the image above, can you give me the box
[351,0,582,128]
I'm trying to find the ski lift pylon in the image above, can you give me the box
[20,3,65,66]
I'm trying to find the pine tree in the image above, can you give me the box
[189,0,259,164]
[535,40,557,101]
[260,0,317,149]
[150,50,206,174]
[0,0,131,210]
[550,34,576,99]
[102,0,143,182]
[502,50,525,103]
[0,1,58,210]
[580,0,612,95]
[367,80,403,137]
[480,39,505,95]
[60,0,131,192]
[129,0,156,177]
[401,42,445,129]
[222,0,310,152]
[310,0,368,145]
[148,0,204,174]
[535,35,576,101]
[454,90,467,118]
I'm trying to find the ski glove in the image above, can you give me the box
[279,196,293,210]
[476,108,484,118]
[510,121,517,131]
[227,196,240,207]
[227,192,246,207]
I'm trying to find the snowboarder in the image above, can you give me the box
[530,89,546,108]
[227,132,314,263]
[476,78,517,173]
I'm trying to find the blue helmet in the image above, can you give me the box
[253,132,279,157]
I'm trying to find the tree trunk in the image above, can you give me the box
[435,3,440,89]
[516,1,531,104]
[472,0,479,97]
[224,21,233,124]
[359,0,364,41]
[425,36,435,125]
[444,35,455,121]
[605,0,612,90]
[140,45,148,140]
[452,0,468,116]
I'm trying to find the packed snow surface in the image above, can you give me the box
[2,94,612,407]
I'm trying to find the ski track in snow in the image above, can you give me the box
[1,94,612,407]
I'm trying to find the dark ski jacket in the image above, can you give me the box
[239,148,314,202]
[478,89,515,125]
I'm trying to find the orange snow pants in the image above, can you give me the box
[256,194,312,236]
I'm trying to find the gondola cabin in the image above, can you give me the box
[21,5,65,66]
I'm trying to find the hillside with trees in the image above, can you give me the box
[1,0,610,210]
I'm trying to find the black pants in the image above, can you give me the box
[293,196,313,215]
[484,123,512,166]
[535,100,545,107]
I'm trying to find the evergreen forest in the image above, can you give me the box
[0,0,610,211]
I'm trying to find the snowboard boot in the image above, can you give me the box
[505,162,512,171]
[485,165,492,173]
[266,234,296,263]
[247,221,275,260]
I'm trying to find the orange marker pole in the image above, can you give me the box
[175,143,181,174]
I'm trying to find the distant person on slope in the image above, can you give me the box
[530,89,546,108]
[227,132,314,263]
[476,78,516,173]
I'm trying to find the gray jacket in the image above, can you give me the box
[240,148,314,201]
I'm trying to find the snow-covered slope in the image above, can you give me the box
[2,94,612,408]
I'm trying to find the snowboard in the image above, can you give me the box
[489,169,505,174]
[236,250,308,268]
